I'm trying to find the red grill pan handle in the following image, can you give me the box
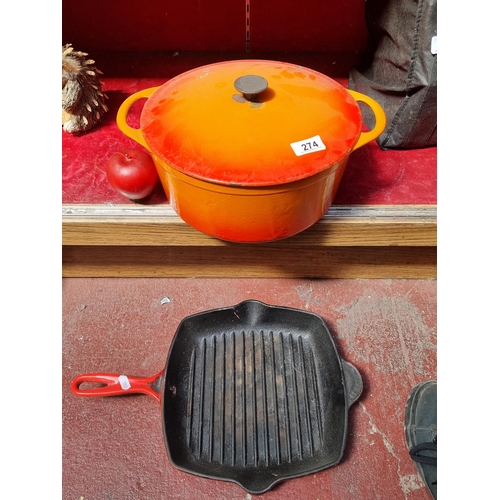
[71,372,163,403]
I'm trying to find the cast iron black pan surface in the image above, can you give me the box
[72,300,363,494]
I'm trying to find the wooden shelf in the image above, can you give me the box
[61,48,436,279]
[62,203,436,278]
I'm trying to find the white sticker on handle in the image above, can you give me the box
[290,135,326,156]
[118,375,131,390]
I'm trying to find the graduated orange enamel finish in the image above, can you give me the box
[141,60,362,186]
[116,60,386,242]
[152,154,349,242]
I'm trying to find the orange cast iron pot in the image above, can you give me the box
[117,60,386,243]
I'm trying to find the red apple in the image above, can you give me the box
[106,148,159,200]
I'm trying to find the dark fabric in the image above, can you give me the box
[409,441,437,466]
[349,0,437,150]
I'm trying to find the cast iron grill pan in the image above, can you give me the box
[72,300,362,494]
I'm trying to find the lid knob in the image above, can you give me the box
[234,75,268,102]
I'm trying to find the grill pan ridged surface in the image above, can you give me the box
[188,329,324,465]
[163,301,351,493]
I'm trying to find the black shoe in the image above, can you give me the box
[404,381,437,499]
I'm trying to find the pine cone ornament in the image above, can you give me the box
[62,44,109,134]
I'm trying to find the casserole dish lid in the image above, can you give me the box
[140,60,363,187]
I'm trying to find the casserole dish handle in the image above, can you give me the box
[116,87,159,150]
[347,89,387,151]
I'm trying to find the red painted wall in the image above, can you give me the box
[250,0,368,52]
[62,0,367,53]
[62,0,246,52]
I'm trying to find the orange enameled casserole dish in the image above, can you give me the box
[117,60,385,242]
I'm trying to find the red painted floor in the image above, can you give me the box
[62,278,437,499]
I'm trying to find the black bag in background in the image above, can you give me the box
[349,0,437,150]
